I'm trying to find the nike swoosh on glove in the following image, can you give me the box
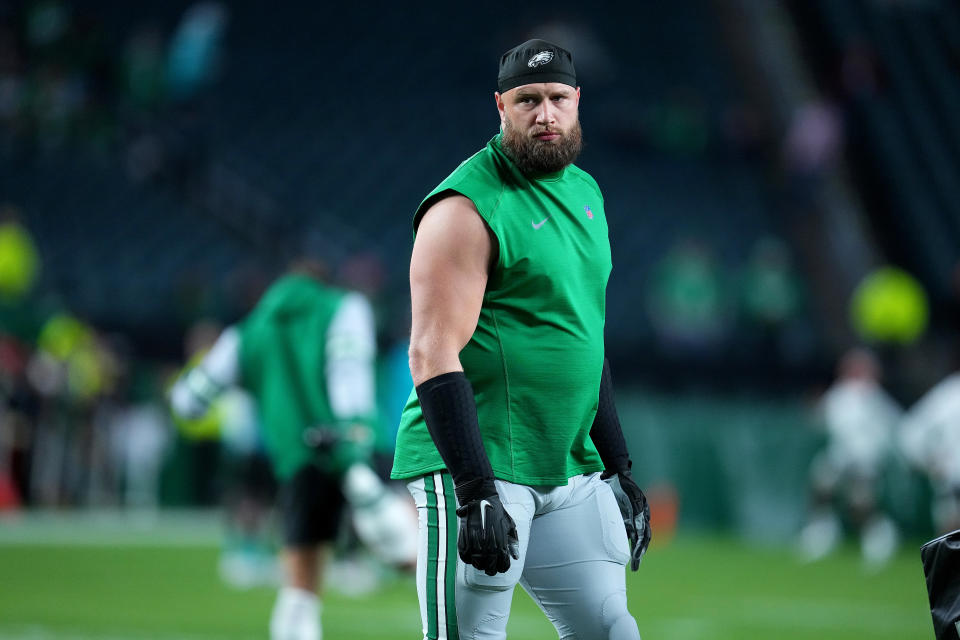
[603,470,652,570]
[455,493,520,576]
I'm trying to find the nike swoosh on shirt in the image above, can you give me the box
[531,216,552,229]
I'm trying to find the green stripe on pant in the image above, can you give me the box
[425,473,439,639]
[443,473,459,639]
[423,472,459,640]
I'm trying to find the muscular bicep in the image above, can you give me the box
[408,195,492,385]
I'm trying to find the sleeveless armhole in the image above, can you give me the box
[413,188,503,276]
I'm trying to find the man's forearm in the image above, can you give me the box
[589,358,631,473]
[169,326,240,419]
[416,371,497,504]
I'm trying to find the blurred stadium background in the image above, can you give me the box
[0,0,957,637]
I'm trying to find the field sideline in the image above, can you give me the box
[0,515,934,640]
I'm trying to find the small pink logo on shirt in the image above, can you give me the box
[584,206,594,219]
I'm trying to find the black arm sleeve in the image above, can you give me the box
[416,371,497,504]
[589,358,632,474]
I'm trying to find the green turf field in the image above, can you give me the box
[0,531,933,639]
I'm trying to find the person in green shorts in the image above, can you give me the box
[171,262,417,640]
[391,39,651,640]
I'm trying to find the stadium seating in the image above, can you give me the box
[5,0,798,378]
[799,0,960,299]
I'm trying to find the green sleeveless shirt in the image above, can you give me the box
[391,134,611,486]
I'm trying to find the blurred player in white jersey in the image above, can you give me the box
[899,365,960,535]
[799,347,902,568]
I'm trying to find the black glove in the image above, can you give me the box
[603,470,652,570]
[456,493,520,576]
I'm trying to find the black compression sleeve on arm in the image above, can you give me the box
[590,358,632,474]
[416,371,497,504]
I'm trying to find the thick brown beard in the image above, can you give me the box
[501,116,583,175]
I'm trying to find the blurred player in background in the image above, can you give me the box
[392,39,650,640]
[799,347,902,569]
[899,359,960,535]
[171,260,416,640]
[171,319,275,588]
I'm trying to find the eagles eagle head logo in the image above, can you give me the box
[527,51,554,68]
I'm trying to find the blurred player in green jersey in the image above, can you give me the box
[391,40,651,640]
[172,261,416,640]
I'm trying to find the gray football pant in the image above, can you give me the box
[407,471,641,640]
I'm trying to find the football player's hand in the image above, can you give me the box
[456,493,520,576]
[169,369,217,420]
[603,470,652,570]
[343,464,418,568]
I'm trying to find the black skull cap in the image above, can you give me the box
[497,39,577,93]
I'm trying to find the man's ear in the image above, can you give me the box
[494,91,506,128]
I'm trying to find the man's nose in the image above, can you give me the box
[535,102,555,125]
